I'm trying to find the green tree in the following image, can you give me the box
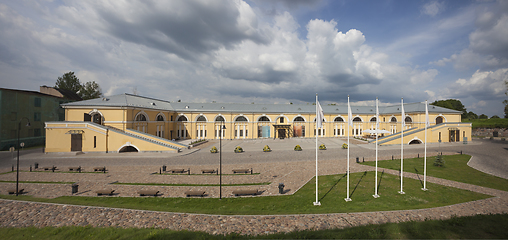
[464,111,478,120]
[491,115,500,119]
[55,72,81,94]
[55,72,103,100]
[504,80,508,118]
[479,114,488,119]
[80,81,102,100]
[431,99,467,118]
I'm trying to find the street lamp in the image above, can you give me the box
[16,117,30,196]
[219,121,226,199]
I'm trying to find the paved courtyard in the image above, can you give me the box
[0,138,507,235]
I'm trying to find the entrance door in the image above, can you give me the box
[71,134,82,151]
[278,129,286,139]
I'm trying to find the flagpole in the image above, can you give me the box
[399,97,405,194]
[345,95,352,202]
[422,100,428,191]
[373,97,380,198]
[314,94,321,206]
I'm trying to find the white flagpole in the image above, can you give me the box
[422,100,428,191]
[345,95,352,202]
[373,97,380,198]
[314,94,321,206]
[399,97,405,194]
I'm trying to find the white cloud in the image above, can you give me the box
[454,68,508,99]
[421,1,445,17]
[410,69,438,84]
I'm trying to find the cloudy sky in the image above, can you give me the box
[1,0,507,117]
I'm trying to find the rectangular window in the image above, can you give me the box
[34,112,41,121]
[34,97,41,107]
[94,136,97,148]
[34,129,41,137]
[171,116,173,121]
[280,118,284,123]
[439,132,442,141]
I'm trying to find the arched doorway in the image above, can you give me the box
[353,117,362,136]
[293,116,305,137]
[134,112,148,133]
[177,115,188,139]
[119,146,139,152]
[409,139,422,145]
[334,116,344,136]
[257,116,271,138]
[390,117,397,134]
[214,115,226,139]
[234,116,248,139]
[196,115,207,140]
[156,114,165,138]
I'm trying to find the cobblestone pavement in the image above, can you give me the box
[0,138,507,235]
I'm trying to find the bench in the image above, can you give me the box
[94,167,106,172]
[68,167,82,171]
[7,188,24,195]
[169,169,185,173]
[95,189,115,196]
[138,190,160,196]
[184,190,206,197]
[232,189,258,196]
[42,166,57,171]
[201,169,216,174]
[232,169,251,174]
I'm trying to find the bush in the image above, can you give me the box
[294,145,302,151]
[210,146,217,153]
[319,144,326,150]
[263,145,271,152]
[342,143,348,149]
[234,146,243,153]
[433,154,445,167]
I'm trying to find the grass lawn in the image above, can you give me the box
[0,171,489,215]
[1,213,507,239]
[360,154,508,192]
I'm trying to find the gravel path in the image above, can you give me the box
[0,138,507,235]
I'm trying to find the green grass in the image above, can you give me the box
[463,118,508,129]
[361,154,508,192]
[112,182,271,187]
[0,171,489,215]
[0,180,74,184]
[1,213,507,239]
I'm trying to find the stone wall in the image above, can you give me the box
[473,128,508,137]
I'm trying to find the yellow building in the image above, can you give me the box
[45,93,471,153]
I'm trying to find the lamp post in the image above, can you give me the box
[219,121,226,199]
[16,117,30,196]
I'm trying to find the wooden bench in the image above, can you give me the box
[95,189,115,196]
[42,166,57,171]
[232,189,258,196]
[201,169,216,174]
[232,169,251,174]
[68,167,81,171]
[184,190,206,197]
[138,190,160,196]
[7,188,24,195]
[169,169,185,173]
[94,167,106,172]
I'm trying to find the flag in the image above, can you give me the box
[401,98,405,128]
[376,98,379,127]
[425,100,430,127]
[316,100,324,129]
[348,98,353,127]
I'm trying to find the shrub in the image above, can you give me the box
[210,146,217,153]
[319,144,326,150]
[294,145,302,151]
[342,143,348,149]
[433,154,445,167]
[263,145,271,152]
[234,146,243,153]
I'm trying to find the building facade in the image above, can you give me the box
[45,93,471,153]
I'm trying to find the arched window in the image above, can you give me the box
[334,117,344,122]
[92,113,102,124]
[136,114,147,121]
[390,117,397,123]
[370,117,377,122]
[294,116,305,122]
[177,115,188,122]
[157,115,164,121]
[353,117,362,122]
[436,116,444,124]
[215,116,225,122]
[196,116,206,122]
[236,116,248,122]
[405,117,412,124]
[258,116,270,122]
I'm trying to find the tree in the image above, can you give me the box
[479,114,488,119]
[80,81,102,100]
[55,72,81,94]
[504,81,508,118]
[55,72,103,100]
[464,111,478,120]
[431,99,467,118]
[491,115,500,119]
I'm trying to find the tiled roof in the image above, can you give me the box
[62,93,461,115]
